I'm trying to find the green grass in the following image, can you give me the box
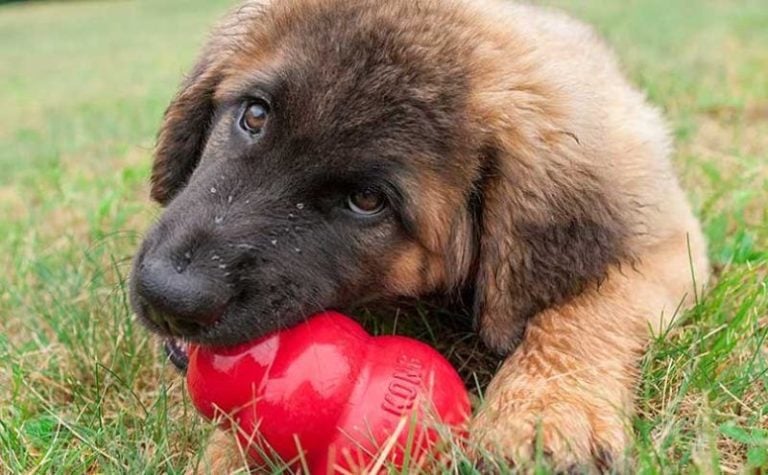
[0,0,766,472]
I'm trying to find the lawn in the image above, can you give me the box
[0,0,766,473]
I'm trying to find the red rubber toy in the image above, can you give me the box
[186,311,470,473]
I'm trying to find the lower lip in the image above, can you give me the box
[164,339,189,372]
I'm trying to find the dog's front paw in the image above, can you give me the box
[186,429,250,475]
[469,378,631,473]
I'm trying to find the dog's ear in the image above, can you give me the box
[471,125,632,354]
[150,0,268,204]
[150,59,222,205]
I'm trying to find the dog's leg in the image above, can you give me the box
[471,234,708,472]
[186,429,250,475]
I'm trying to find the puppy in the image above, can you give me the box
[129,0,709,471]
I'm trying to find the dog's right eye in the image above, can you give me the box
[239,100,270,135]
[347,188,387,216]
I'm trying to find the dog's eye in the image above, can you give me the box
[347,188,387,216]
[240,100,269,135]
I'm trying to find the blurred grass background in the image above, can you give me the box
[0,0,766,472]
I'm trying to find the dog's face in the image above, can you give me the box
[130,1,482,347]
[130,0,628,352]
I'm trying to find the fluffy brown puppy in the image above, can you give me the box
[129,0,709,471]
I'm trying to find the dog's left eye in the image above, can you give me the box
[347,188,387,216]
[239,100,270,135]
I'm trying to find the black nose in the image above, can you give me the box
[135,256,229,331]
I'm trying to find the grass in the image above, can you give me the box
[0,0,765,472]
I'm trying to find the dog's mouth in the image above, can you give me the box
[164,338,189,373]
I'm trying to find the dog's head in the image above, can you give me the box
[130,0,628,353]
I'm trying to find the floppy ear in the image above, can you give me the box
[472,131,632,354]
[149,0,269,204]
[150,62,221,205]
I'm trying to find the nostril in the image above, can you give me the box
[173,249,194,274]
[137,256,230,326]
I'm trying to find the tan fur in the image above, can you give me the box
[188,430,250,474]
[471,233,707,471]
[156,0,710,471]
[464,2,709,469]
[388,170,478,295]
[385,246,449,297]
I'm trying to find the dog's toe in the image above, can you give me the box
[469,391,629,474]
